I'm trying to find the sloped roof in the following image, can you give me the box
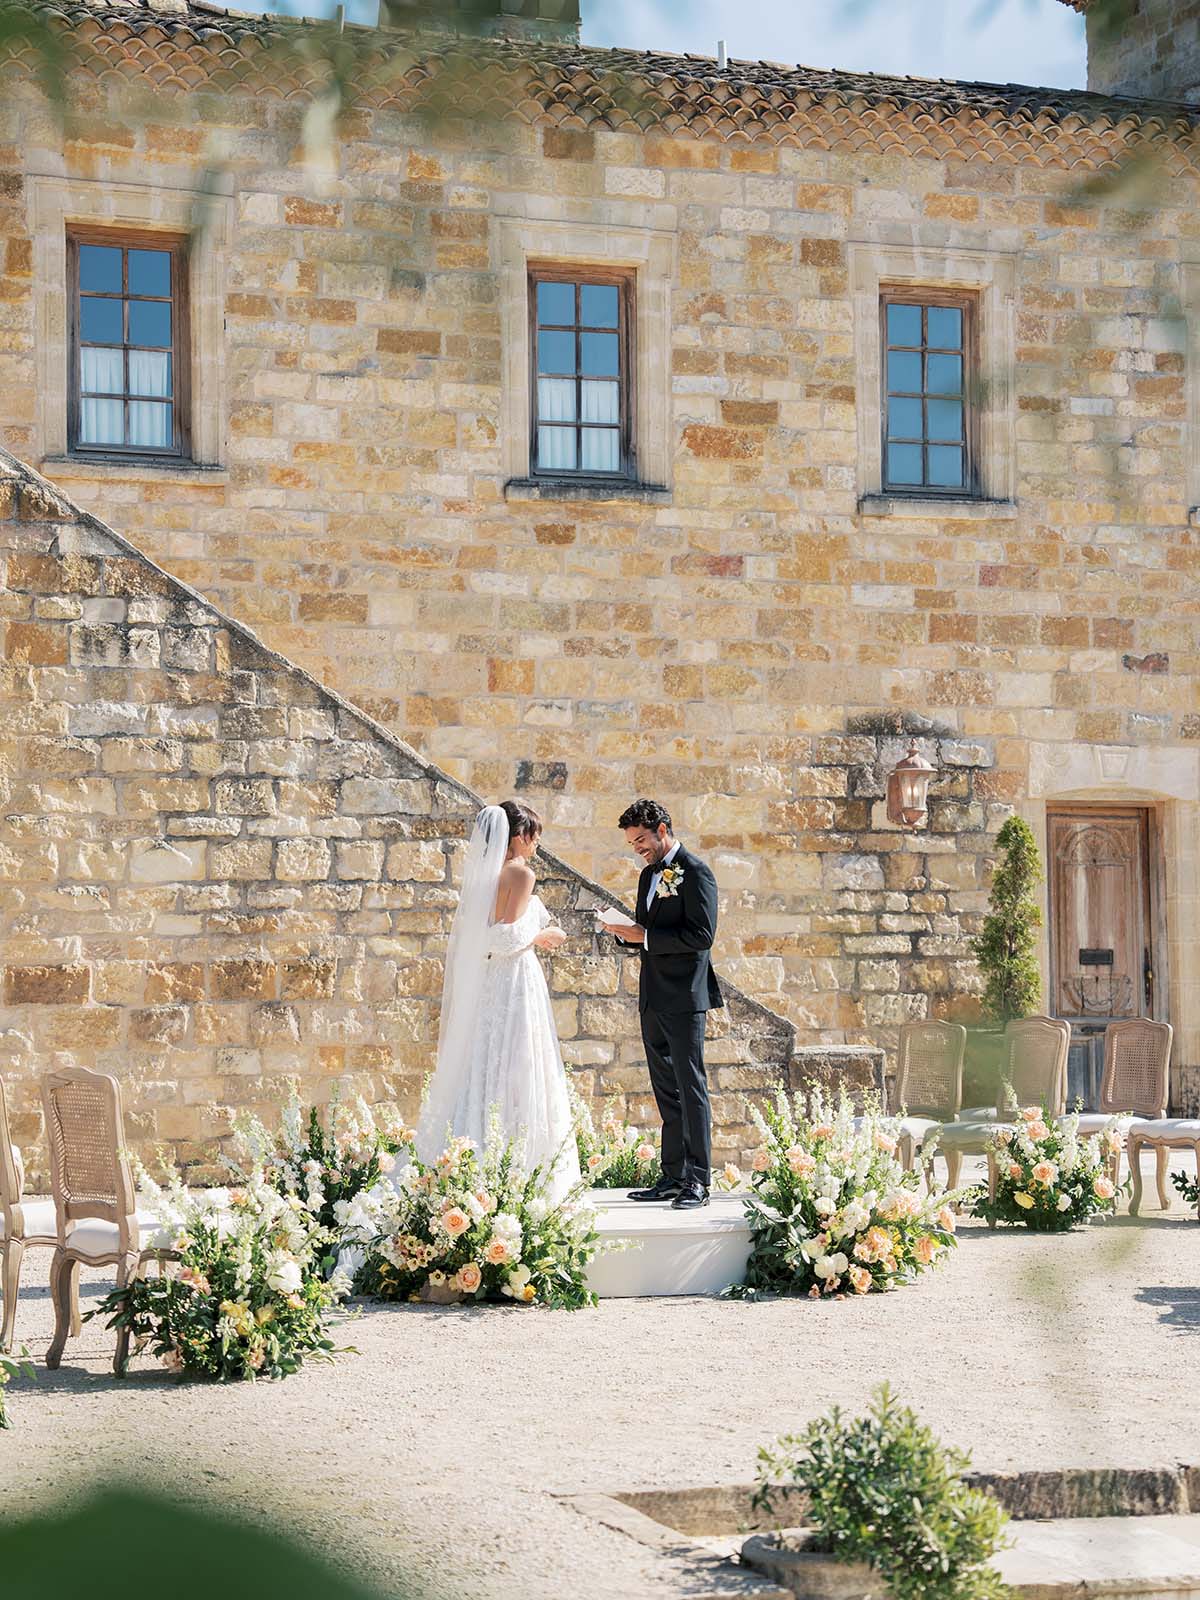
[11,0,1200,171]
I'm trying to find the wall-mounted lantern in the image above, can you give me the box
[886,740,937,828]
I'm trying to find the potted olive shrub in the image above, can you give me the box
[743,1387,1008,1599]
[965,816,1045,1109]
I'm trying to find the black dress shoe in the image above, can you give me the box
[628,1177,683,1202]
[671,1183,710,1210]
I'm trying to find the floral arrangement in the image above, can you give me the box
[572,1090,662,1190]
[94,1170,348,1380]
[234,1085,408,1268]
[754,1384,1009,1600]
[344,1127,600,1310]
[730,1088,961,1299]
[975,1105,1121,1231]
[0,1348,34,1428]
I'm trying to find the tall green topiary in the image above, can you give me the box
[973,815,1043,1023]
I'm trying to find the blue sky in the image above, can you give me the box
[268,0,1087,92]
[585,1,1086,89]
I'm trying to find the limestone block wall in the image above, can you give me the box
[1085,0,1200,100]
[4,25,1200,1076]
[0,448,804,1179]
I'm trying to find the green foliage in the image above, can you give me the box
[572,1090,662,1189]
[0,1486,391,1600]
[0,1346,34,1428]
[1171,1169,1200,1210]
[972,816,1043,1023]
[754,1386,1010,1600]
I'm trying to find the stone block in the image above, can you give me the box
[336,840,385,879]
[209,959,276,1001]
[209,839,274,880]
[4,963,90,1004]
[386,842,445,882]
[276,837,332,881]
[129,840,207,884]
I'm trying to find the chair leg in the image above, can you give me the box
[1129,1142,1144,1217]
[68,1258,82,1338]
[946,1148,962,1196]
[0,1238,24,1352]
[1156,1145,1170,1210]
[46,1249,75,1370]
[112,1253,141,1377]
[898,1132,914,1174]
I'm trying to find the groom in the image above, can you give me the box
[604,799,724,1210]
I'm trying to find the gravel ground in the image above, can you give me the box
[5,1159,1200,1600]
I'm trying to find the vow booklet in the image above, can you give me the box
[596,907,637,929]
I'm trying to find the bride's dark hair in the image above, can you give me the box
[500,798,542,841]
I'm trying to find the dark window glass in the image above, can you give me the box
[882,297,971,494]
[531,273,629,477]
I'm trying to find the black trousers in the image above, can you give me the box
[641,1006,711,1189]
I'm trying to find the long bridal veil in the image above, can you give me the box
[416,804,510,1161]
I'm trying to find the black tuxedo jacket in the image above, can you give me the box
[628,843,724,1015]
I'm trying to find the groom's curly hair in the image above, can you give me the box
[618,798,672,833]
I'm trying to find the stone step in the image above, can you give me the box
[585,1188,751,1298]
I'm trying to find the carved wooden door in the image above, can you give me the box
[1047,808,1153,1024]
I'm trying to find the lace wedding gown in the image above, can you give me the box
[419,893,581,1201]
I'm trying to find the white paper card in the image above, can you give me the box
[596,908,637,929]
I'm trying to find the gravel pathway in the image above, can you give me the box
[5,1176,1200,1600]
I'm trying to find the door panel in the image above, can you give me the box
[1048,809,1151,1023]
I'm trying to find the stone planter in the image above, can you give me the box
[741,1533,887,1598]
[418,1283,464,1305]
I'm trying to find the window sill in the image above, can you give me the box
[858,494,1017,520]
[504,476,670,505]
[42,456,227,487]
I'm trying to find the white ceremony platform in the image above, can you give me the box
[584,1189,752,1299]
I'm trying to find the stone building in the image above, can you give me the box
[1,0,1200,1165]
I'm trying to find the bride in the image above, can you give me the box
[416,800,581,1199]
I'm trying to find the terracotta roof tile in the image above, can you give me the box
[10,0,1200,172]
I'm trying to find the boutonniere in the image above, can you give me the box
[657,863,684,898]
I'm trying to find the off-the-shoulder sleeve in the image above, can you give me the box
[486,898,545,958]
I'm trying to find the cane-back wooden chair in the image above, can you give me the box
[42,1065,174,1374]
[891,1020,967,1172]
[0,1075,66,1351]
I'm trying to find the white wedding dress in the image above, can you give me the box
[416,808,581,1202]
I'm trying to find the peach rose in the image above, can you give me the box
[848,1264,872,1295]
[1027,1120,1049,1142]
[636,1144,656,1163]
[1093,1175,1115,1200]
[811,1123,834,1140]
[456,1262,483,1294]
[1021,1106,1041,1123]
[1032,1160,1058,1187]
[935,1206,956,1233]
[1009,1162,1023,1179]
[874,1131,897,1154]
[914,1235,938,1266]
[751,1149,772,1172]
[442,1207,471,1238]
[485,1237,512,1266]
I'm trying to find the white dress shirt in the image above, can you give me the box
[645,840,681,953]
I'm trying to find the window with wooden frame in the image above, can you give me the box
[880,291,976,495]
[68,229,190,460]
[529,268,633,478]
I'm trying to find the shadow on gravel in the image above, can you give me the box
[1135,1286,1200,1334]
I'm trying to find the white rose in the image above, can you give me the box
[266,1254,303,1296]
[814,1196,836,1217]
[828,1252,848,1275]
[1057,1194,1072,1212]
[813,1255,836,1279]
[502,1263,532,1299]
[799,1237,826,1261]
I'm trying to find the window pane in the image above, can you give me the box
[80,397,125,445]
[538,330,575,375]
[79,245,122,294]
[886,443,923,485]
[537,376,576,423]
[81,297,123,345]
[886,396,922,440]
[886,350,922,393]
[129,299,171,348]
[537,426,577,471]
[128,249,171,297]
[536,281,575,326]
[926,398,963,442]
[128,349,171,398]
[81,346,124,395]
[580,283,618,328]
[926,305,963,349]
[928,445,964,487]
[581,379,618,424]
[580,331,618,377]
[926,352,962,396]
[886,303,922,346]
[581,429,619,472]
[129,401,172,449]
